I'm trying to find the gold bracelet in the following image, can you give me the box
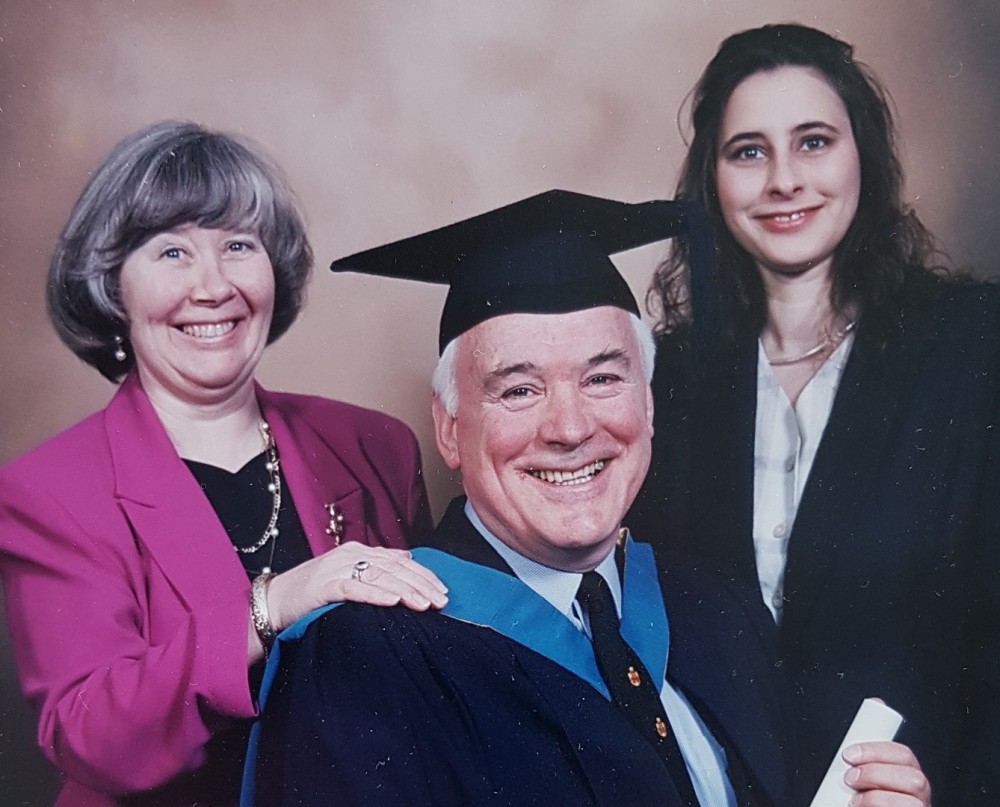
[250,573,277,654]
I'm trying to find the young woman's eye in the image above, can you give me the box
[729,144,763,161]
[160,246,183,260]
[227,239,257,253]
[801,135,830,151]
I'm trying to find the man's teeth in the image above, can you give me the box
[530,460,605,486]
[181,321,236,338]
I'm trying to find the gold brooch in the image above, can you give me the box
[324,503,345,545]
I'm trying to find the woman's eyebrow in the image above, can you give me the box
[720,120,841,151]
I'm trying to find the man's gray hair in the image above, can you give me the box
[432,311,656,417]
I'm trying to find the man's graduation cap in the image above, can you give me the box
[331,189,719,355]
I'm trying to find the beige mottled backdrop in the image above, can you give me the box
[1,1,997,799]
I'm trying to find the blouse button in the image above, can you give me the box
[772,593,784,610]
[784,456,796,473]
[773,522,787,538]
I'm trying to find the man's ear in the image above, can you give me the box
[432,396,462,470]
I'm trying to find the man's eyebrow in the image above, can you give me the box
[481,350,631,390]
[588,349,631,369]
[483,362,539,387]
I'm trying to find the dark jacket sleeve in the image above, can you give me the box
[253,605,494,807]
[946,304,1000,806]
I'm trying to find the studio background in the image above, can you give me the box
[1,1,997,800]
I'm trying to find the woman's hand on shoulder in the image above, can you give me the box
[843,741,931,806]
[266,542,449,633]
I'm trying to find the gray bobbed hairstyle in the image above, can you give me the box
[47,120,313,381]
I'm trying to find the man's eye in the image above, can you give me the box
[502,386,532,400]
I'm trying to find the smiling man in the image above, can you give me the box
[435,307,653,574]
[241,191,792,806]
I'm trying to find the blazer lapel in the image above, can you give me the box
[107,374,249,609]
[664,565,789,805]
[108,378,398,611]
[782,335,905,637]
[257,386,369,556]
[693,338,758,578]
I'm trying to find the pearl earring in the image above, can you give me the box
[113,335,127,362]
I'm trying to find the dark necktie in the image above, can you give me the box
[577,570,700,807]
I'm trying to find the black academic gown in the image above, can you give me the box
[244,498,793,806]
[629,282,1000,805]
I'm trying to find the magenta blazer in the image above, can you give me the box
[0,373,432,806]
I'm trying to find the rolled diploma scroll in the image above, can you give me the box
[809,698,904,807]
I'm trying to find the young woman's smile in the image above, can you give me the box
[715,66,862,285]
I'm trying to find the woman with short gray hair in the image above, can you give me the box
[0,121,446,806]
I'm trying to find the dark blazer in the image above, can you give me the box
[0,373,432,807]
[251,498,793,806]
[630,283,1000,804]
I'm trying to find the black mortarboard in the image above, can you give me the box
[331,189,719,354]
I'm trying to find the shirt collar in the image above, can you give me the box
[463,500,623,618]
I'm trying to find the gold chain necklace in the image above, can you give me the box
[768,321,856,367]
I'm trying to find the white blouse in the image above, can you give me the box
[753,334,854,622]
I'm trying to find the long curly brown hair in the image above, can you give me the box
[648,23,948,342]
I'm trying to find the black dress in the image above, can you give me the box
[186,452,311,578]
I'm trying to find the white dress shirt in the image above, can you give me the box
[753,334,854,622]
[465,501,736,807]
